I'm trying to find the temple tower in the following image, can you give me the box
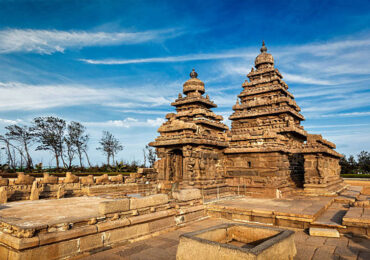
[224,42,343,197]
[150,70,229,191]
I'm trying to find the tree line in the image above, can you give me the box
[340,151,370,174]
[0,116,156,171]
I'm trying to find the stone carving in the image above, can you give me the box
[42,173,58,184]
[96,174,110,184]
[15,172,35,185]
[64,172,79,183]
[110,174,123,183]
[150,70,228,190]
[150,42,343,197]
[57,185,65,199]
[80,175,94,185]
[30,181,40,200]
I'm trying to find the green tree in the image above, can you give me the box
[33,117,66,168]
[97,131,123,166]
[5,125,35,169]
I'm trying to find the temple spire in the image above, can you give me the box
[260,40,267,53]
[190,68,198,78]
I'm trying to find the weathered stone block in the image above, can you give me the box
[104,223,149,245]
[130,194,168,210]
[38,226,97,246]
[42,173,58,184]
[309,227,340,238]
[96,174,110,184]
[0,187,7,204]
[79,233,104,252]
[0,176,9,186]
[173,189,201,202]
[30,181,40,200]
[98,198,130,215]
[110,174,123,183]
[15,172,34,185]
[80,175,94,185]
[64,172,79,183]
[97,218,130,232]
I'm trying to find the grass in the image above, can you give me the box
[341,174,370,178]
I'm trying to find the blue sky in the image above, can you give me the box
[0,0,369,166]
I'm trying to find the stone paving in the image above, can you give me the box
[78,218,370,260]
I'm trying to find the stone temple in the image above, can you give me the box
[150,41,344,198]
[0,42,368,260]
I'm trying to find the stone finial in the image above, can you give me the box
[178,93,182,99]
[260,40,267,53]
[206,94,209,100]
[236,98,240,105]
[190,68,198,78]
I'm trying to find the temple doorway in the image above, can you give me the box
[168,149,183,181]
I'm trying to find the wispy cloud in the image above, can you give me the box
[80,51,255,65]
[0,28,181,54]
[0,81,175,111]
[85,117,165,128]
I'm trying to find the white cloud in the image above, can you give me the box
[282,73,334,85]
[0,28,180,54]
[0,118,23,125]
[85,117,165,128]
[80,51,255,65]
[0,81,176,111]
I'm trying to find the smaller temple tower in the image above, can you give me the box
[150,69,229,191]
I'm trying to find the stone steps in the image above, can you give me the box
[311,202,348,229]
[335,185,362,203]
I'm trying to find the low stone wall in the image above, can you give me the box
[0,189,205,260]
[0,171,157,202]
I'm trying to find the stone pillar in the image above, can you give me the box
[30,181,40,200]
[0,187,7,204]
[57,185,65,199]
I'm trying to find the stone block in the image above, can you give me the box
[0,231,39,250]
[148,216,176,232]
[80,175,94,185]
[96,174,110,184]
[173,189,201,201]
[98,198,130,215]
[56,185,65,199]
[128,210,175,225]
[0,187,7,203]
[110,174,123,183]
[64,172,79,183]
[96,218,130,232]
[104,223,149,245]
[79,233,104,252]
[8,238,79,260]
[38,225,97,246]
[309,228,339,238]
[15,172,34,185]
[42,173,58,184]
[130,194,168,210]
[0,176,9,186]
[30,181,40,200]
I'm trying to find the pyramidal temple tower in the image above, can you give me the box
[151,43,344,198]
[224,41,343,197]
[150,70,229,191]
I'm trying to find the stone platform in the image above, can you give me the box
[0,197,106,230]
[80,218,370,260]
[207,196,334,229]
